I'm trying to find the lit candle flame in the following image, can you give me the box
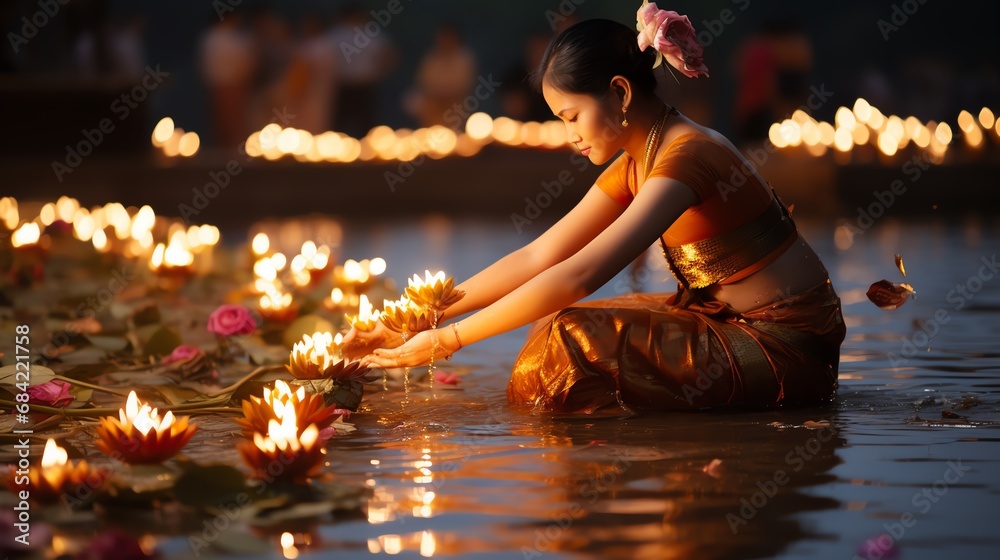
[40,438,68,470]
[252,233,270,256]
[95,390,197,464]
[347,294,381,331]
[11,222,40,247]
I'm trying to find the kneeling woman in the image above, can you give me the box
[356,12,845,414]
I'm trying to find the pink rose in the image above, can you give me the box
[636,3,710,78]
[75,529,158,560]
[206,304,258,337]
[433,370,461,385]
[162,344,204,364]
[27,380,75,407]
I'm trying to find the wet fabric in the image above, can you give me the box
[507,280,845,414]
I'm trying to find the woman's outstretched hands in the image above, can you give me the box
[341,321,404,361]
[359,328,457,369]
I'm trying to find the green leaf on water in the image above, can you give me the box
[155,384,203,405]
[62,362,117,380]
[133,304,161,326]
[142,325,182,357]
[86,335,130,353]
[0,364,56,386]
[173,463,249,508]
[209,530,273,556]
[68,386,93,404]
[249,501,334,525]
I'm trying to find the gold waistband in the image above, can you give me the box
[661,197,796,289]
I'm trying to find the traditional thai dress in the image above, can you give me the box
[508,130,846,413]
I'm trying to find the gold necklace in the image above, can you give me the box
[642,105,673,179]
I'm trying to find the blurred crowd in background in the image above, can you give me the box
[1,0,997,150]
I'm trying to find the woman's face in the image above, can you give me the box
[542,80,623,165]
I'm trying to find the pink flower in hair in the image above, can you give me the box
[636,2,710,78]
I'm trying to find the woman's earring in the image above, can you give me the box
[621,107,629,128]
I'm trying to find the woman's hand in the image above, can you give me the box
[341,321,404,361]
[359,328,458,369]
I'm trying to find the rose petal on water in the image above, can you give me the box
[856,533,900,559]
[434,370,461,385]
[866,280,914,310]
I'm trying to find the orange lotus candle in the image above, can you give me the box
[238,407,324,482]
[95,391,197,464]
[4,439,108,504]
[149,231,195,291]
[404,270,464,313]
[236,379,342,438]
[258,286,298,323]
[287,332,368,381]
[379,296,432,334]
[346,294,381,332]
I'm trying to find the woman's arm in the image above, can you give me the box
[342,186,624,357]
[363,177,699,367]
[443,187,626,319]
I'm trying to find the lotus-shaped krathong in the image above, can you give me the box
[238,407,324,483]
[287,331,370,381]
[95,391,197,465]
[403,270,465,312]
[346,294,381,332]
[4,439,108,504]
[379,296,433,333]
[236,379,343,438]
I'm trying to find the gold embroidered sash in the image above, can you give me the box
[660,196,796,289]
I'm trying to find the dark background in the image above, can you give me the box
[1,0,997,227]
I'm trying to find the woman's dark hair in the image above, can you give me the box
[532,19,657,98]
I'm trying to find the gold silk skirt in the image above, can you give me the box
[508,280,845,414]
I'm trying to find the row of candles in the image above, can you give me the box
[151,117,201,158]
[151,102,997,166]
[250,230,390,323]
[1,198,396,329]
[0,196,219,280]
[769,98,998,162]
[149,112,569,163]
